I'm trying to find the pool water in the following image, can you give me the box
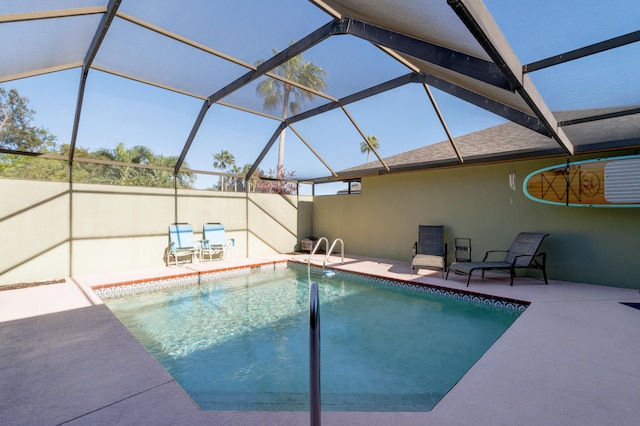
[104,266,523,411]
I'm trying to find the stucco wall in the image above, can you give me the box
[312,158,640,289]
[3,154,639,289]
[1,179,71,284]
[0,179,312,286]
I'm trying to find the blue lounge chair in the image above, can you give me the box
[201,223,233,261]
[411,225,447,277]
[166,223,197,266]
[446,232,549,286]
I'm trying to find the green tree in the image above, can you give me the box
[1,88,195,187]
[360,135,380,163]
[239,163,260,192]
[255,43,327,177]
[0,155,68,181]
[212,149,235,191]
[0,87,57,153]
[1,87,61,178]
[90,143,195,188]
[63,144,96,183]
[149,154,194,189]
[230,164,242,192]
[93,143,154,186]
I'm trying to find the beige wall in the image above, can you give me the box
[313,157,640,289]
[0,179,312,286]
[3,153,639,289]
[1,180,71,284]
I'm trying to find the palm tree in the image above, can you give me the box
[241,163,259,192]
[360,135,380,163]
[90,143,194,188]
[256,43,327,177]
[152,154,195,189]
[213,149,235,191]
[230,164,242,192]
[94,143,154,185]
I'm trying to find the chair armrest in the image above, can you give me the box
[532,252,546,267]
[511,253,534,267]
[482,250,508,261]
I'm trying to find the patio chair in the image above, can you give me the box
[446,232,549,286]
[411,225,447,277]
[201,223,233,261]
[166,223,197,266]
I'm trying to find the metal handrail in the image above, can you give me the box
[322,238,344,272]
[307,237,329,282]
[308,237,329,261]
[309,281,321,426]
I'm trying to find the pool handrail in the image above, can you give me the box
[322,238,344,273]
[307,237,329,262]
[307,237,329,282]
[309,281,321,426]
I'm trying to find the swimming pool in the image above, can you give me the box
[101,264,525,412]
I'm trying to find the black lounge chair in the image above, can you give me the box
[412,225,447,277]
[446,232,549,286]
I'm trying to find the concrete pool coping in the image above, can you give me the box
[1,253,639,425]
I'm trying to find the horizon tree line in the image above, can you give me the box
[0,87,299,192]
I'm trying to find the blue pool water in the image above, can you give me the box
[103,266,523,411]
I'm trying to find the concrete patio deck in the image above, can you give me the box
[1,254,639,425]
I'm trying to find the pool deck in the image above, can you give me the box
[1,253,639,425]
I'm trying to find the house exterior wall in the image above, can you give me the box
[0,179,312,286]
[313,158,640,289]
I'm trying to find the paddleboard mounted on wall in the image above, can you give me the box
[523,155,640,208]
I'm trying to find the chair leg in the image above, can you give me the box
[509,268,514,286]
[466,274,471,287]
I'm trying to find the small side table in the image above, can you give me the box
[454,238,471,262]
[301,238,318,253]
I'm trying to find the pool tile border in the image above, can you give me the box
[92,260,288,298]
[94,260,527,313]
[289,262,528,313]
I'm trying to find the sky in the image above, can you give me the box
[1,0,638,194]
